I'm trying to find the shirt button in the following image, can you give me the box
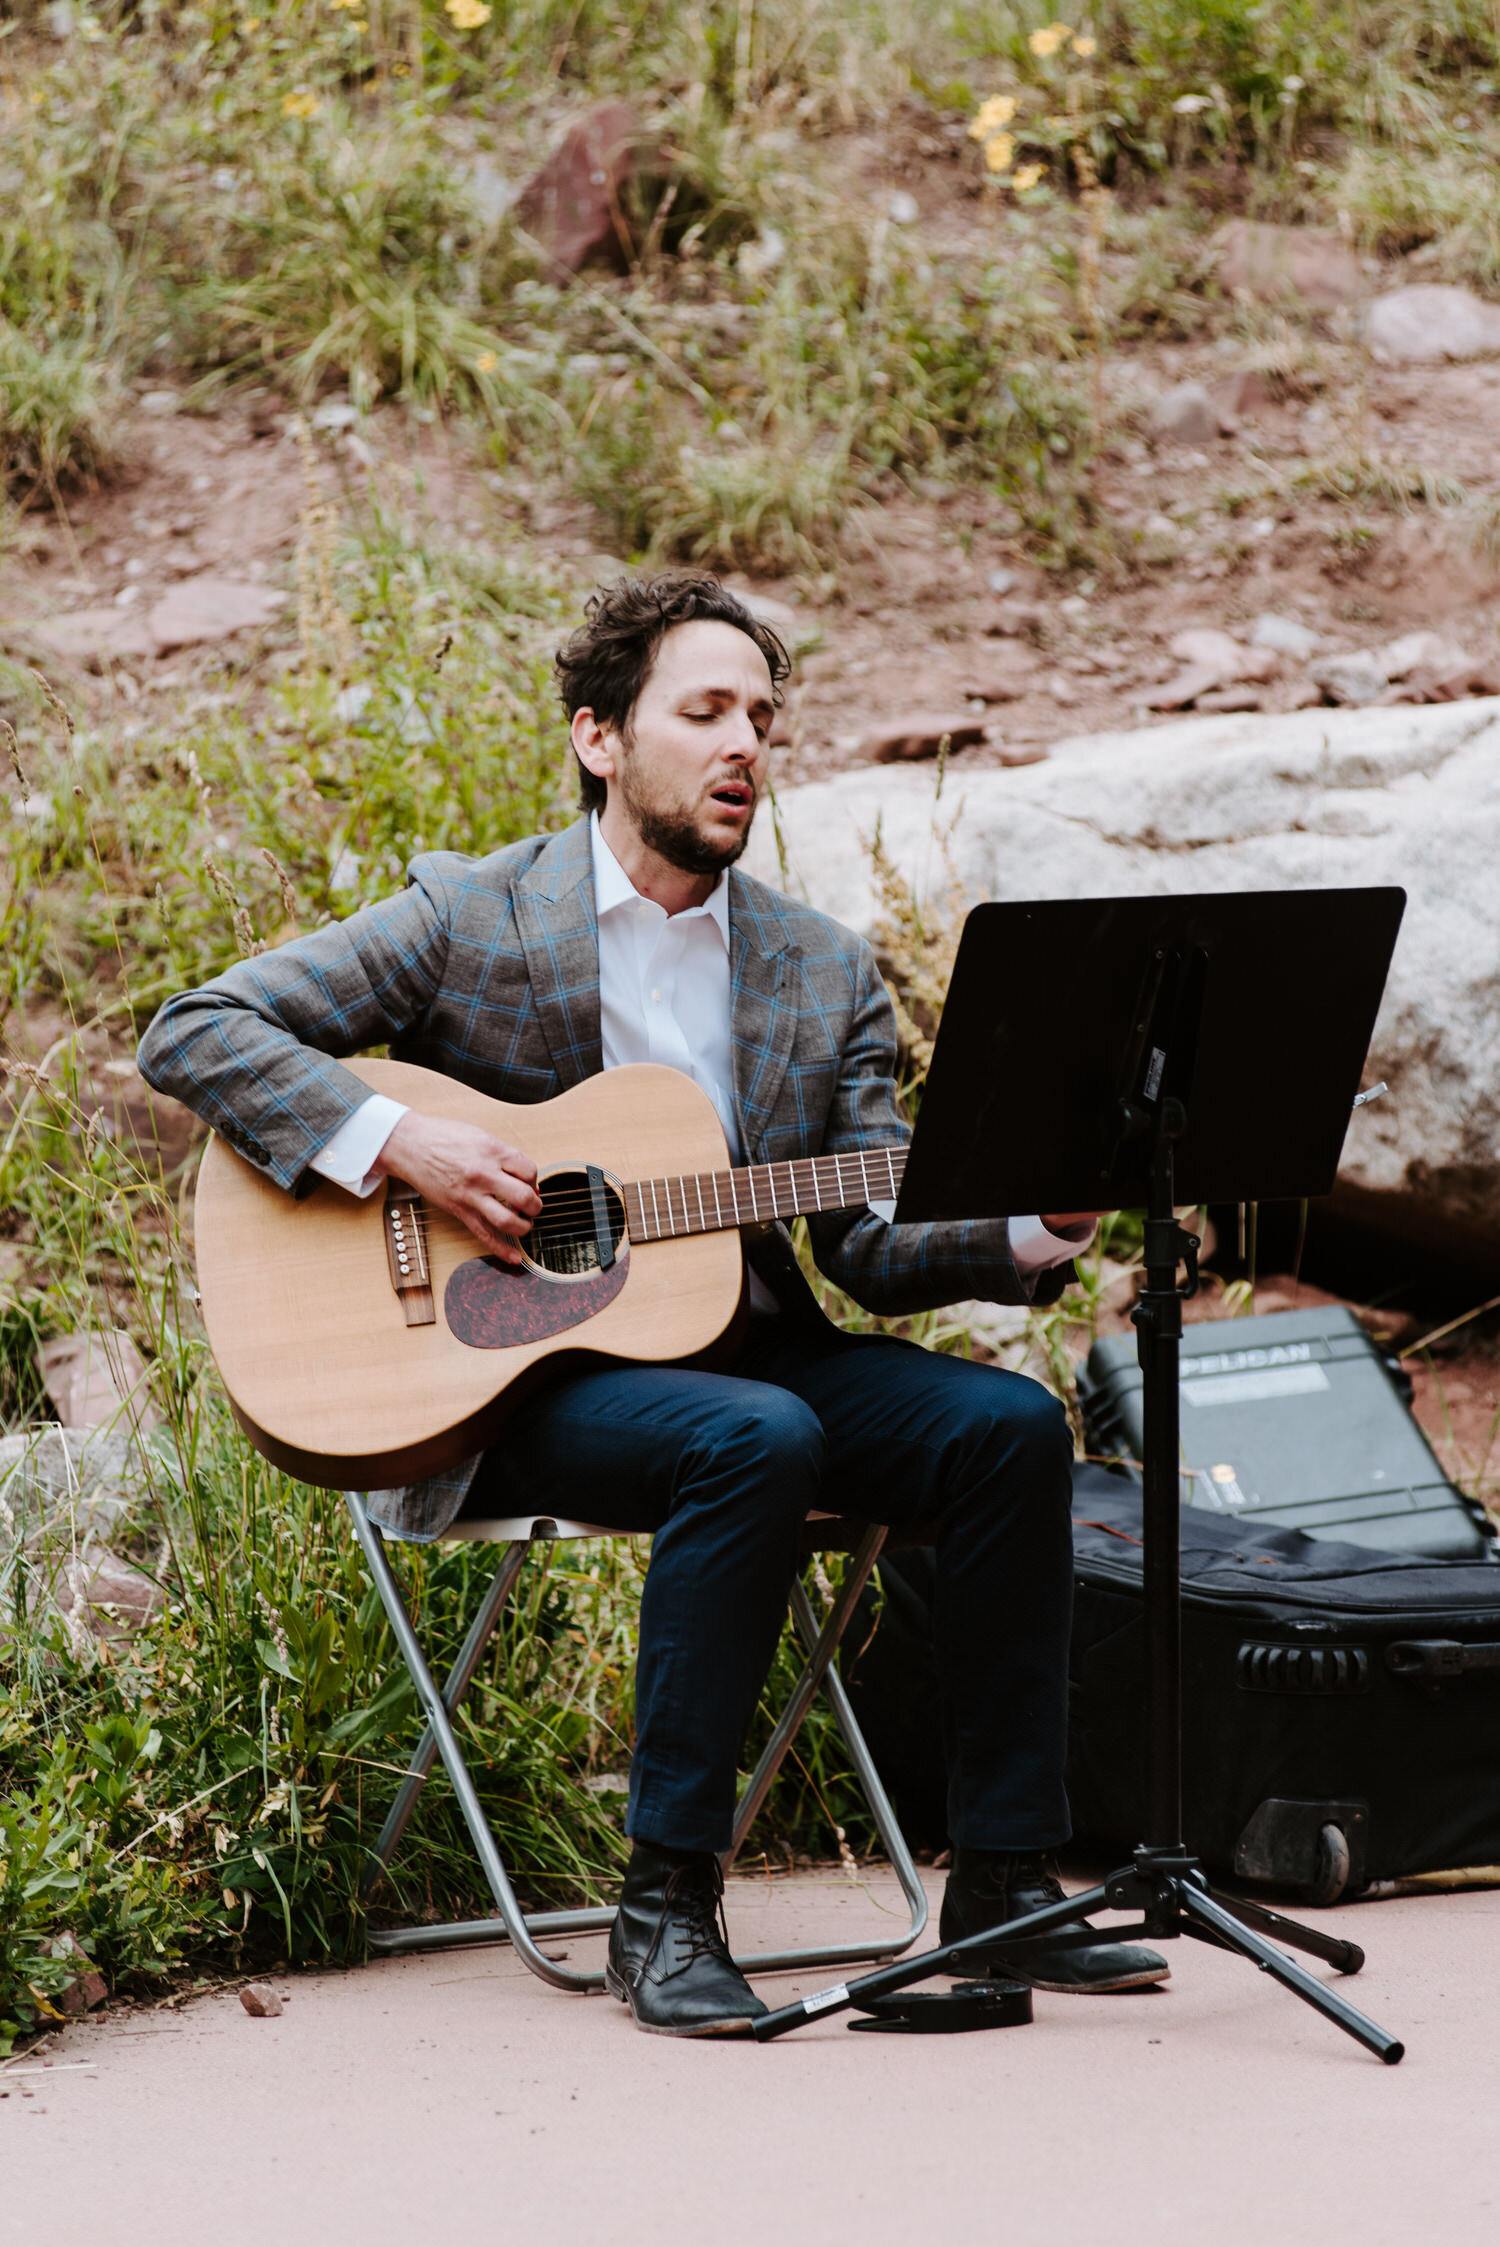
[651,988,663,1003]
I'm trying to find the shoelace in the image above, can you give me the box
[649,1858,734,1975]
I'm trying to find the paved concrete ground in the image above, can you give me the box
[3,1869,1495,2247]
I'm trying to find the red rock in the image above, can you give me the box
[960,644,1041,701]
[1195,685,1264,713]
[146,576,286,653]
[46,1934,106,2014]
[860,712,989,763]
[1210,368,1273,424]
[1167,628,1277,683]
[994,742,1049,767]
[58,1555,164,1640]
[516,102,646,278]
[239,1982,283,2018]
[23,607,157,670]
[1142,664,1223,712]
[1213,221,1362,312]
[984,601,1046,642]
[38,1330,160,1434]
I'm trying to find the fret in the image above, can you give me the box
[627,1146,907,1244]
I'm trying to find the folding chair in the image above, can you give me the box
[346,1493,930,1991]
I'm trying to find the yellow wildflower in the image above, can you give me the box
[474,350,498,374]
[1072,32,1097,56]
[445,0,491,26]
[984,132,1015,174]
[328,0,360,11]
[969,94,1018,140]
[1012,162,1047,191]
[281,90,320,118]
[1029,24,1070,58]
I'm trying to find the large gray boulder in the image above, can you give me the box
[746,700,1500,1264]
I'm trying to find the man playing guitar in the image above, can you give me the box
[140,572,1167,2033]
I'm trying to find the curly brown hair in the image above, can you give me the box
[554,572,790,813]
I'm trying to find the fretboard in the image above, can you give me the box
[623,1146,908,1244]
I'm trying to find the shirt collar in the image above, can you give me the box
[590,811,730,948]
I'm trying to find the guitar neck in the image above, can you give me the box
[623,1145,908,1244]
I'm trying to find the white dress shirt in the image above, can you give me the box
[308,814,1092,1286]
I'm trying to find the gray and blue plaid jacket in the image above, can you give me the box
[139,817,1060,1537]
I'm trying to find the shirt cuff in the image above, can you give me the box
[1007,1212,1095,1274]
[308,1095,409,1198]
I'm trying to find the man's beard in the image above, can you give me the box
[618,762,756,878]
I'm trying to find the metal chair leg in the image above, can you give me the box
[362,1535,533,1895]
[725,1524,889,1868]
[732,1569,929,1974]
[347,1495,608,1991]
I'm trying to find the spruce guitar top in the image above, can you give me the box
[193,1058,907,1489]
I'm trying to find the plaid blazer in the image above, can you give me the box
[139,818,1060,1538]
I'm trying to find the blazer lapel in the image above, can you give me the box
[512,821,602,1091]
[729,875,799,1159]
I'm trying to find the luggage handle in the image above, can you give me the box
[1387,1639,1500,1681]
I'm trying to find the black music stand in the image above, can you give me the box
[757,886,1409,2062]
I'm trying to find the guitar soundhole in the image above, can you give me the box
[523,1168,628,1280]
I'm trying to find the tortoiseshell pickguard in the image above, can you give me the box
[444,1253,628,1349]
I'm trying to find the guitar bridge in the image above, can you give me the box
[384,1181,436,1326]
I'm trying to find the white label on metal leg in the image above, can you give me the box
[802,1983,850,2016]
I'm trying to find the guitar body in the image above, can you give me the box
[193,1060,744,1490]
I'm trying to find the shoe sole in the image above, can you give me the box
[1025,1964,1171,1994]
[604,1959,765,2037]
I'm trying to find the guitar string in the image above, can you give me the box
[492,1163,908,1243]
[499,1153,908,1225]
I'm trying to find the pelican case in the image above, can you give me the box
[1076,1305,1491,1562]
[1066,1464,1500,1896]
[842,1465,1500,1897]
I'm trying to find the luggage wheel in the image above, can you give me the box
[1305,1822,1351,1908]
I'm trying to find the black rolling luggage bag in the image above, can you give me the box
[1068,1464,1500,1899]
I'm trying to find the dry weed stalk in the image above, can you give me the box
[1071,135,1111,452]
[260,847,301,937]
[27,666,76,745]
[2,714,28,792]
[291,415,359,685]
[866,819,968,1085]
[202,850,262,960]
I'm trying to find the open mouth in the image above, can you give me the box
[709,780,754,813]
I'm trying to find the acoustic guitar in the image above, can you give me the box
[194,1057,908,1489]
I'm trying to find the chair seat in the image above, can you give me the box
[446,1508,850,1545]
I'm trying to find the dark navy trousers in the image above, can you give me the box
[479,1322,1075,1856]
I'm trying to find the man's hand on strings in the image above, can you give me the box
[376,1113,541,1266]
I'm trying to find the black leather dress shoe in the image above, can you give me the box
[940,1850,1170,1994]
[606,1843,768,2036]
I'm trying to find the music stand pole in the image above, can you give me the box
[1137,1100,1195,1853]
